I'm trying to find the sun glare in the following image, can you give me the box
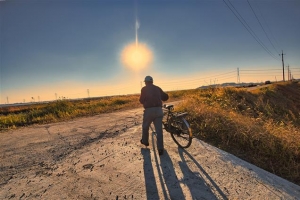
[121,43,153,70]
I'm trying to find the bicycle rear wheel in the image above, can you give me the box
[169,116,192,148]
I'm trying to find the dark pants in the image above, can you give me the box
[142,107,164,150]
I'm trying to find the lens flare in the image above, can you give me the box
[121,43,153,70]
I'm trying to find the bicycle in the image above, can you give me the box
[162,104,193,148]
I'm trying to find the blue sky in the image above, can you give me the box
[1,0,299,104]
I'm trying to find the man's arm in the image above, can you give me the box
[160,88,169,101]
[139,88,144,104]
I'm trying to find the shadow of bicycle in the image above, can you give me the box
[178,147,228,200]
[140,131,227,199]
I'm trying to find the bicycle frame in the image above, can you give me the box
[163,104,192,148]
[162,104,188,130]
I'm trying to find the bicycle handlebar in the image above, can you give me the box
[163,104,174,110]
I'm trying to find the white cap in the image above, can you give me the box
[144,76,153,82]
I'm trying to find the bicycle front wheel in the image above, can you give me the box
[169,117,192,148]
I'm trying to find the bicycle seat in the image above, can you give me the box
[164,104,174,109]
[175,112,188,117]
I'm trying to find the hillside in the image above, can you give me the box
[176,82,300,185]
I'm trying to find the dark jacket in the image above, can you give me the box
[139,84,169,108]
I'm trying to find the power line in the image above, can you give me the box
[217,75,237,81]
[241,73,282,76]
[252,0,282,53]
[240,69,281,71]
[156,71,236,85]
[247,0,280,56]
[222,0,279,60]
[12,67,297,103]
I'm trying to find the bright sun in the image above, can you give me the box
[121,43,153,70]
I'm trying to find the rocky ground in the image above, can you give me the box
[1,107,300,199]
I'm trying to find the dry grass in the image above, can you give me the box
[0,95,141,130]
[0,92,182,130]
[176,82,300,184]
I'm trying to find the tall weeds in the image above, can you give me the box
[177,82,300,184]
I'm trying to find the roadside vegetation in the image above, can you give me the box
[0,95,140,129]
[176,81,300,185]
[0,93,182,130]
[1,82,299,185]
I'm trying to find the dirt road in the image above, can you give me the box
[1,107,300,199]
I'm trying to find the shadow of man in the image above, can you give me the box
[141,148,159,199]
[159,150,186,200]
[151,131,185,200]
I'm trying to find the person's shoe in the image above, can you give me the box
[140,139,149,147]
[158,149,164,155]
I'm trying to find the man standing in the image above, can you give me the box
[139,76,169,155]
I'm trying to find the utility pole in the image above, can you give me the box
[87,89,90,98]
[6,96,9,104]
[237,68,240,84]
[289,66,292,81]
[280,50,285,81]
[287,65,290,81]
